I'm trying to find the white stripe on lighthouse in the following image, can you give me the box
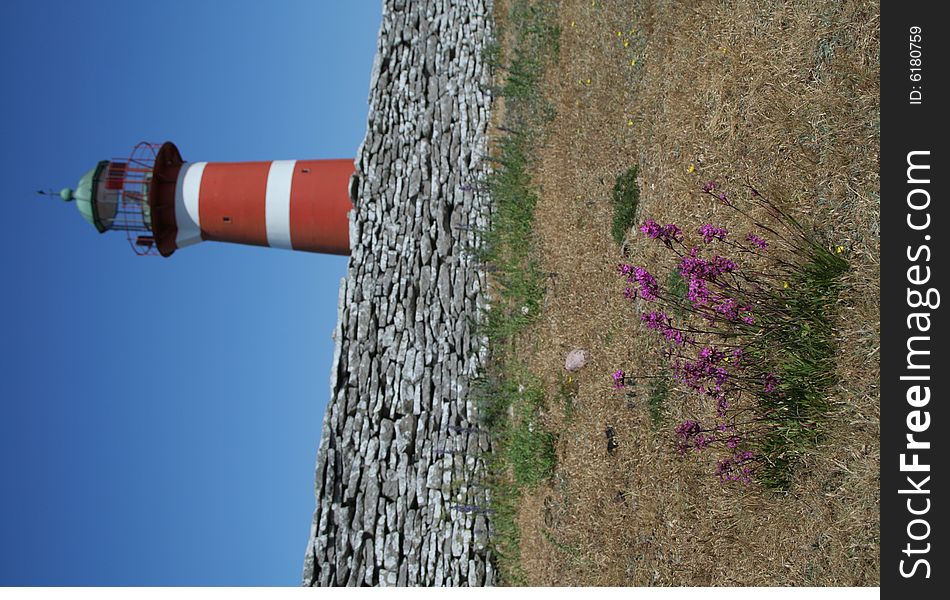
[175,161,206,248]
[265,160,296,249]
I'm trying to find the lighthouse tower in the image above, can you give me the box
[55,142,354,257]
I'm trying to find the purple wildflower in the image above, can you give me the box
[716,396,729,417]
[746,233,769,249]
[641,310,669,330]
[675,419,701,440]
[640,219,683,245]
[762,372,779,394]
[711,255,738,274]
[702,180,717,193]
[665,223,684,243]
[612,369,626,389]
[618,264,659,301]
[679,248,737,283]
[663,327,686,346]
[731,348,744,365]
[711,366,730,388]
[686,275,712,306]
[642,311,688,344]
[698,224,728,244]
[739,305,755,325]
[699,346,725,362]
[675,346,732,395]
[714,296,739,320]
[715,450,757,483]
[639,219,662,238]
[633,267,659,301]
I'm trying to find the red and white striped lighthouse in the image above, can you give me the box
[54,141,354,257]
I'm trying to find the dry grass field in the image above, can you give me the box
[485,0,880,586]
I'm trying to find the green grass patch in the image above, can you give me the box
[479,0,560,346]
[472,367,556,484]
[472,366,556,584]
[508,376,557,487]
[483,477,527,585]
[610,166,641,245]
[647,372,670,429]
[476,0,561,584]
[751,245,848,490]
[666,270,688,317]
[473,367,556,486]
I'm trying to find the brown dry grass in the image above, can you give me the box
[505,0,880,586]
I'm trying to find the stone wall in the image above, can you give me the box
[302,0,495,587]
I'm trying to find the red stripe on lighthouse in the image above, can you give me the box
[289,159,353,255]
[198,161,271,247]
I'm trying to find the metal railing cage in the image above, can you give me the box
[98,141,162,256]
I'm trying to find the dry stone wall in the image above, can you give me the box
[302,0,495,587]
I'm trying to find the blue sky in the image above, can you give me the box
[0,0,380,585]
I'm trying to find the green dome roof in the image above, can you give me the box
[62,161,109,233]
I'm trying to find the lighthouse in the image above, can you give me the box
[54,141,355,257]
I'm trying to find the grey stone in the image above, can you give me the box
[565,348,589,372]
[394,415,417,455]
[383,532,401,571]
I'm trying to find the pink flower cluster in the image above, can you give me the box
[679,247,737,282]
[674,346,733,402]
[676,247,755,325]
[698,224,728,244]
[612,369,626,389]
[621,202,807,486]
[715,450,756,483]
[618,264,659,301]
[746,233,769,249]
[675,419,715,453]
[712,296,755,325]
[640,219,683,246]
[762,372,779,394]
[640,310,688,345]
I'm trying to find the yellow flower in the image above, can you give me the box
[586,78,591,85]
[721,47,728,54]
[783,281,789,289]
[835,245,845,254]
[570,20,575,27]
[623,40,630,47]
[631,58,637,66]
[617,31,622,37]
[687,164,696,174]
[627,119,634,127]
